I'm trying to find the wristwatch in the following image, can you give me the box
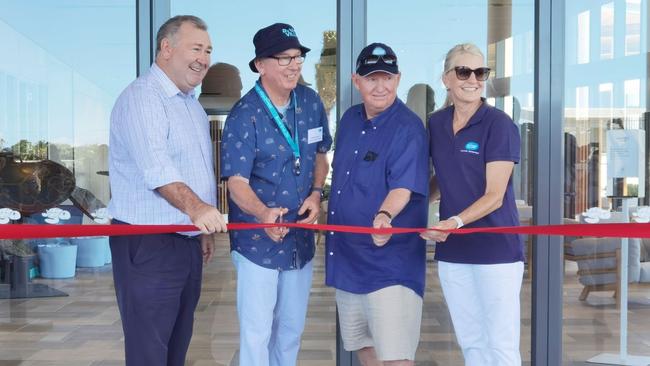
[374,210,393,221]
[449,215,464,228]
[311,187,324,198]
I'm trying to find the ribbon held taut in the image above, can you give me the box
[1,222,650,240]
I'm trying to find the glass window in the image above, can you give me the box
[601,3,614,60]
[578,10,591,64]
[624,78,640,107]
[564,1,650,363]
[625,0,641,56]
[576,86,589,120]
[368,1,535,363]
[0,1,135,222]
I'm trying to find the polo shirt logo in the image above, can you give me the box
[460,141,480,155]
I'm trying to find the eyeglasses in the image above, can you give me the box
[268,54,305,66]
[451,66,491,81]
[356,55,397,69]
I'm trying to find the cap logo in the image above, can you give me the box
[371,46,387,56]
[282,28,297,37]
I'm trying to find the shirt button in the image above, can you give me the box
[329,252,334,256]
[337,190,341,194]
[354,150,358,154]
[330,211,334,215]
[346,171,350,175]
[361,131,366,135]
[330,231,335,235]
[373,126,377,130]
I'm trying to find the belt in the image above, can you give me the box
[112,219,199,241]
[170,232,200,241]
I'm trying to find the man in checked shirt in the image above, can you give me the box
[107,15,226,366]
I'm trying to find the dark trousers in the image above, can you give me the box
[110,224,202,366]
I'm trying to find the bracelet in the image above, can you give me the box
[449,215,464,228]
[311,187,323,198]
[374,210,393,220]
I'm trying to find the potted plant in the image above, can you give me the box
[0,239,37,294]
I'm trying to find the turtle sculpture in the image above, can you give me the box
[0,152,76,215]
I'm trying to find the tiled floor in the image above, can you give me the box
[0,234,649,365]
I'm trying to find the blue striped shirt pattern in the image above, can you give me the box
[108,64,217,229]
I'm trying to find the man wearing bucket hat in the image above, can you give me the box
[325,43,429,365]
[220,23,331,366]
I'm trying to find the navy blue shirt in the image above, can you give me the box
[326,99,429,297]
[429,101,524,264]
[221,82,332,270]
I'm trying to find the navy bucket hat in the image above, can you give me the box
[249,23,310,73]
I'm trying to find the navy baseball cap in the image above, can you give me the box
[355,43,399,76]
[249,23,310,73]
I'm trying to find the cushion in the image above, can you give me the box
[640,238,650,262]
[567,237,641,285]
[640,262,650,282]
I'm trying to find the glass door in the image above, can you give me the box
[562,1,650,363]
[366,0,535,363]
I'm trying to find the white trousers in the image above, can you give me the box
[232,251,313,366]
[438,261,524,366]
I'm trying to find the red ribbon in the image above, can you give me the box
[1,222,649,240]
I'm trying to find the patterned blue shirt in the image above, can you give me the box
[108,64,217,232]
[325,99,429,296]
[221,82,332,270]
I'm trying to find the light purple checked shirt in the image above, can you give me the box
[108,63,217,230]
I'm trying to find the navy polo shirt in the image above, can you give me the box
[428,101,524,264]
[221,82,332,270]
[325,98,429,297]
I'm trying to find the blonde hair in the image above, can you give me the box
[442,43,485,108]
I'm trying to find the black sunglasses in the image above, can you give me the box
[357,55,397,69]
[452,66,491,81]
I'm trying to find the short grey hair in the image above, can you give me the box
[442,43,485,107]
[156,15,208,56]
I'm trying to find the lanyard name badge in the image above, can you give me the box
[254,81,301,175]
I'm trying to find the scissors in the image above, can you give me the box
[278,210,285,242]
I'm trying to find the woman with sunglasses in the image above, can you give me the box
[421,43,524,366]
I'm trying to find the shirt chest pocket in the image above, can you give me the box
[455,142,486,179]
[353,159,384,188]
[167,120,198,159]
[253,135,295,185]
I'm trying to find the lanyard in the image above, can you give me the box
[254,81,301,175]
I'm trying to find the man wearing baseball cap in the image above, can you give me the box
[220,23,331,366]
[325,43,429,365]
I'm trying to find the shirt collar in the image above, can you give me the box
[445,98,489,135]
[359,98,402,128]
[465,98,489,126]
[254,78,296,112]
[150,63,195,99]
